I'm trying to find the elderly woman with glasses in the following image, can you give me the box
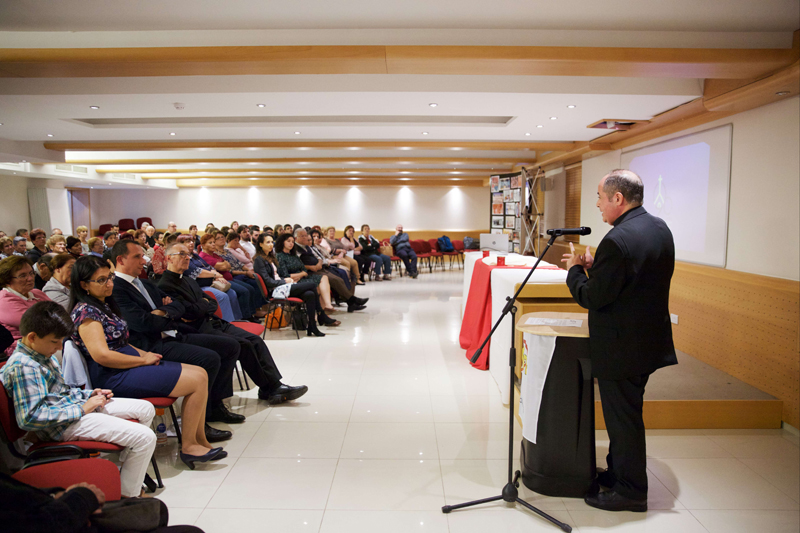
[0,255,52,358]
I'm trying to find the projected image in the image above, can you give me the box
[629,142,711,254]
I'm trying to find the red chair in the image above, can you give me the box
[426,239,445,271]
[409,240,432,273]
[13,458,122,501]
[136,217,153,229]
[0,381,163,492]
[118,218,135,232]
[441,239,463,269]
[97,224,113,237]
[254,273,306,340]
[380,240,404,277]
[204,291,262,389]
[452,239,466,268]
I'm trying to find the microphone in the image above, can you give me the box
[546,226,591,236]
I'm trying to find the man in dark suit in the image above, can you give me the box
[158,242,308,405]
[110,241,244,443]
[563,169,677,512]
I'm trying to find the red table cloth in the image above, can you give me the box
[460,259,561,370]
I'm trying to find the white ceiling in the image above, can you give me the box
[1,0,798,32]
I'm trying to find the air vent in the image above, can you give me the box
[107,173,137,181]
[55,164,89,174]
[587,119,649,131]
[69,115,514,128]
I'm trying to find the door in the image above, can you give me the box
[68,188,91,235]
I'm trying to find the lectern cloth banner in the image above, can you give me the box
[520,332,557,444]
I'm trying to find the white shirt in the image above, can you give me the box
[240,240,256,260]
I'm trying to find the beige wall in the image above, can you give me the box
[0,174,32,234]
[90,185,489,233]
[579,96,800,281]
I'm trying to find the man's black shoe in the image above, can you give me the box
[206,404,246,424]
[584,490,647,512]
[596,468,615,489]
[204,423,233,443]
[258,383,309,404]
[410,272,418,278]
[350,296,369,305]
[347,302,367,313]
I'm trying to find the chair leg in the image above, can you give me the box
[168,405,182,444]
[234,365,244,390]
[150,456,164,489]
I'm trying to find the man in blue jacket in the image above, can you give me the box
[389,224,419,278]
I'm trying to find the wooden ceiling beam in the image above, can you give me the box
[532,143,613,169]
[176,177,484,188]
[145,173,488,180]
[2,44,796,79]
[45,141,570,152]
[66,157,532,165]
[97,167,497,176]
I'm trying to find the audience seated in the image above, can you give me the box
[166,221,178,234]
[225,232,254,271]
[68,255,224,470]
[179,235,242,322]
[308,229,352,289]
[47,234,67,254]
[66,236,83,259]
[12,236,28,256]
[34,253,56,290]
[42,253,75,309]
[389,224,419,278]
[26,228,49,264]
[188,224,201,249]
[340,225,370,282]
[237,225,257,259]
[214,232,266,313]
[16,229,33,251]
[2,301,157,498]
[0,255,51,359]
[75,225,90,253]
[323,226,363,285]
[145,225,157,247]
[87,237,104,258]
[253,233,326,336]
[199,233,260,320]
[359,224,392,281]
[110,241,243,438]
[158,242,308,405]
[0,237,13,260]
[103,231,118,252]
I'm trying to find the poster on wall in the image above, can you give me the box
[503,189,513,202]
[505,202,516,215]
[492,216,504,228]
[505,216,516,229]
[511,175,521,189]
[492,192,503,204]
[499,177,511,190]
[492,203,504,215]
[513,189,521,202]
[490,176,500,193]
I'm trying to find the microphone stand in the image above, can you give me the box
[443,233,572,533]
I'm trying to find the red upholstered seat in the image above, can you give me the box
[410,240,433,273]
[140,397,176,408]
[13,458,123,501]
[205,291,266,336]
[136,217,153,229]
[253,273,306,339]
[28,440,124,453]
[118,218,135,232]
[97,224,113,236]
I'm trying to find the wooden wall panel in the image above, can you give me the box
[563,164,582,243]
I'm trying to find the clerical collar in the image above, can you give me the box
[612,205,645,227]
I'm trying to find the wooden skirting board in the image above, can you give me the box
[594,400,784,430]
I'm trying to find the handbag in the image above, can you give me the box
[211,278,231,292]
[91,497,168,532]
[266,306,289,329]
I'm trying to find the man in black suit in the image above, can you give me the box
[563,169,677,512]
[110,241,244,443]
[158,242,308,405]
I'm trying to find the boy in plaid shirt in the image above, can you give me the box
[2,301,156,497]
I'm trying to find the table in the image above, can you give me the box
[516,312,596,498]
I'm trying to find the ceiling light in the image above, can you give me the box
[536,125,543,128]
[525,133,531,136]
[776,91,790,96]
[401,178,411,181]
[246,162,258,165]
[300,177,309,180]
[550,117,557,120]
[298,161,310,165]
[249,178,258,181]
[429,103,438,108]
[257,104,266,108]
[294,131,301,135]
[47,134,53,137]
[348,161,360,165]
[400,161,411,164]
[422,132,429,135]
[450,171,461,174]
[398,147,412,150]
[0,123,3,126]
[346,147,362,150]
[349,178,359,180]
[248,171,259,174]
[299,171,309,174]
[199,162,209,165]
[348,171,360,174]
[567,105,576,109]
[169,132,176,136]
[400,171,411,174]
[90,106,100,110]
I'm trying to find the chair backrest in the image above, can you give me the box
[427,239,440,252]
[118,219,135,232]
[135,217,153,229]
[13,458,122,501]
[254,272,270,299]
[62,340,92,390]
[204,291,224,319]
[419,240,432,254]
[97,224,113,236]
[453,239,465,252]
[0,377,27,443]
[409,240,424,254]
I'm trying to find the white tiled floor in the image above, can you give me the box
[151,270,800,532]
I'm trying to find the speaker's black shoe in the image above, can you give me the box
[584,490,647,512]
[204,424,232,443]
[206,404,246,424]
[258,384,309,404]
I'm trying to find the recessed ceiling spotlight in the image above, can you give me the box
[90,106,100,110]
[450,171,461,174]
[550,117,557,120]
[398,147,412,150]
[347,147,362,150]
[299,171,309,174]
[294,131,301,135]
[199,162,209,165]
[47,134,54,137]
[298,161,310,165]
[257,104,266,108]
[422,132,429,135]
[536,125,543,128]
[525,133,531,136]
[349,177,359,180]
[248,171,259,174]
[401,178,411,181]
[249,178,258,181]
[567,105,576,109]
[348,161,360,165]
[348,171,360,174]
[429,103,438,108]
[300,177,309,180]
[246,162,258,165]
[169,132,176,136]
